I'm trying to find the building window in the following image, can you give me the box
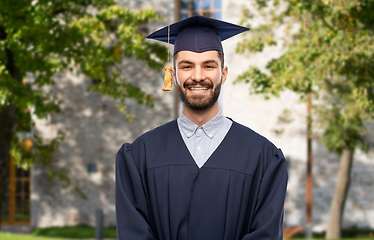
[1,161,31,225]
[179,0,222,20]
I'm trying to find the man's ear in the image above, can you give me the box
[171,67,177,85]
[221,66,228,85]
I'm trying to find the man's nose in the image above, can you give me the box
[191,67,205,81]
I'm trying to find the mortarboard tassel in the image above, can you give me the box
[162,24,172,91]
[162,65,172,91]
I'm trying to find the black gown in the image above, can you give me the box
[115,119,288,240]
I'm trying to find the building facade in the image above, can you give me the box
[2,0,374,234]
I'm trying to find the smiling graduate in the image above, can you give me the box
[115,15,288,240]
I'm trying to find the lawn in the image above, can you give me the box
[0,224,117,240]
[0,232,72,240]
[31,225,116,239]
[0,232,118,240]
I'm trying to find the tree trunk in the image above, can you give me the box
[325,148,354,239]
[0,25,20,224]
[0,105,16,223]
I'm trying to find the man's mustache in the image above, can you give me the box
[184,80,213,88]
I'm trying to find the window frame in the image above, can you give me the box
[1,158,31,226]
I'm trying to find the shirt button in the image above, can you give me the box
[197,146,201,151]
[187,133,191,137]
[198,129,202,133]
[209,134,212,137]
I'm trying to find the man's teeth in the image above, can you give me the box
[190,87,208,91]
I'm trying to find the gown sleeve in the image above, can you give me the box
[115,143,156,240]
[242,148,288,240]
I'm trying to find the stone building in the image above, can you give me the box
[2,0,374,234]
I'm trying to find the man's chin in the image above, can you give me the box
[185,99,216,111]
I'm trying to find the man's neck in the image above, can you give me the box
[182,102,220,127]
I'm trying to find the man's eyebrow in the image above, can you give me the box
[178,60,194,66]
[203,60,219,65]
[177,59,218,66]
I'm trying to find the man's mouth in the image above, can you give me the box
[185,81,212,93]
[189,87,208,92]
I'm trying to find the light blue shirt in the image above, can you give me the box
[177,111,232,168]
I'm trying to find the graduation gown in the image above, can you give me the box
[115,120,288,240]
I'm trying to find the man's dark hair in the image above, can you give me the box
[173,51,225,70]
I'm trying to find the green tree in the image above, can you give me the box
[0,0,167,223]
[236,0,374,238]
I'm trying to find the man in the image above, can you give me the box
[115,15,288,240]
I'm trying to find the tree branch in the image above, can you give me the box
[320,16,335,31]
[0,25,6,40]
[0,25,22,81]
[51,8,68,15]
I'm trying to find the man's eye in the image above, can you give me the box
[180,65,191,69]
[205,65,215,69]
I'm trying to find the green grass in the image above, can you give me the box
[31,225,116,239]
[0,232,71,240]
[287,226,374,239]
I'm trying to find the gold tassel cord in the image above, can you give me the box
[162,24,172,91]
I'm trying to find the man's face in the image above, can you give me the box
[172,50,228,111]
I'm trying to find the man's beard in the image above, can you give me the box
[177,79,222,111]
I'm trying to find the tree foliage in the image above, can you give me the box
[237,0,374,238]
[0,0,167,112]
[237,0,374,151]
[0,0,167,203]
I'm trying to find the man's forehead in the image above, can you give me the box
[175,50,220,62]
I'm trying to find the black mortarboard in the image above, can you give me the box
[147,15,249,55]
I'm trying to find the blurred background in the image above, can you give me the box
[0,0,373,239]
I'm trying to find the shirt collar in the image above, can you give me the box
[177,111,225,139]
